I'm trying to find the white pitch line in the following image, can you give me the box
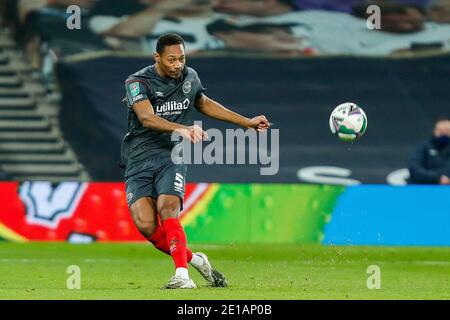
[412,261,450,265]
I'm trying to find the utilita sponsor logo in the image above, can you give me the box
[156,98,190,114]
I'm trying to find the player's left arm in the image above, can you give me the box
[195,94,270,132]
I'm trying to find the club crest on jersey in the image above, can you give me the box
[129,82,140,97]
[182,81,192,95]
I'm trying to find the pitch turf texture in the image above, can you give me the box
[0,243,449,299]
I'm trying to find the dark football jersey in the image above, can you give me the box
[121,65,205,176]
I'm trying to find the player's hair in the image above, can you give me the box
[156,33,185,55]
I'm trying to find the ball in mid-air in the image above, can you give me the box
[329,102,367,142]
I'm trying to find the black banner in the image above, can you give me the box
[56,54,450,183]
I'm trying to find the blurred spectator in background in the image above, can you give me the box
[3,0,98,68]
[211,0,296,16]
[290,0,365,13]
[408,117,450,185]
[4,0,450,61]
[18,0,97,24]
[89,0,302,54]
[227,2,450,55]
[427,0,450,23]
[89,0,221,53]
[211,0,433,16]
[353,1,427,33]
[205,19,313,55]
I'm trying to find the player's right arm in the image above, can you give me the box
[132,99,207,143]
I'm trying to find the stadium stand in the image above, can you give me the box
[0,18,89,181]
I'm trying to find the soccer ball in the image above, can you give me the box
[329,102,367,142]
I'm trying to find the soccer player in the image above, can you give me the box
[122,33,270,289]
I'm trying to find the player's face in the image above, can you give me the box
[155,44,186,79]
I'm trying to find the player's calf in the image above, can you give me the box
[158,195,193,282]
[129,198,158,238]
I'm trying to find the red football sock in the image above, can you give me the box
[147,223,170,254]
[147,223,193,262]
[187,245,193,263]
[162,217,188,269]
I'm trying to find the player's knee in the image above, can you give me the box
[135,220,157,238]
[129,201,158,238]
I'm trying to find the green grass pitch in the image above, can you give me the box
[0,243,449,299]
